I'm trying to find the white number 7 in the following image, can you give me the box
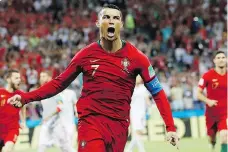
[91,65,99,76]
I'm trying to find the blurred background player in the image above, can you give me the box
[8,4,179,152]
[0,70,26,152]
[60,86,78,149]
[197,51,227,152]
[126,75,151,152]
[37,70,75,152]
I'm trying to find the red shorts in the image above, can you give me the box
[206,117,228,137]
[0,123,19,145]
[77,114,129,152]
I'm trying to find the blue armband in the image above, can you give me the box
[145,76,163,95]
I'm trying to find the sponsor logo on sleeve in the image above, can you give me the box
[148,65,155,78]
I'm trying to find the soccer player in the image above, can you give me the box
[37,70,75,152]
[8,4,179,152]
[197,51,227,152]
[0,70,25,152]
[60,87,78,148]
[126,75,151,152]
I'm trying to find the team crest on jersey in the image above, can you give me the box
[121,58,130,73]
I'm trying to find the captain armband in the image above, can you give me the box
[145,76,163,95]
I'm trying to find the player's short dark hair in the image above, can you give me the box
[5,69,19,79]
[99,4,122,18]
[103,4,121,11]
[213,50,226,58]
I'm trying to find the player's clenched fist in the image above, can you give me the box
[7,94,23,108]
[166,131,180,149]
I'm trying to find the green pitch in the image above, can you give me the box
[14,138,220,152]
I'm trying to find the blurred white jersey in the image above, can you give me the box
[39,91,76,152]
[59,88,77,126]
[130,84,150,131]
[41,94,62,122]
[131,84,149,115]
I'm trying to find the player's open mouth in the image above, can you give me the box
[107,27,115,37]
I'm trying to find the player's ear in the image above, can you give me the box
[213,58,216,64]
[6,77,10,83]
[96,20,100,28]
[120,21,123,29]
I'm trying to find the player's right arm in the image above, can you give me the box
[8,50,84,107]
[197,75,218,107]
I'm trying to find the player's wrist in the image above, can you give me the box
[205,98,210,104]
[166,126,176,132]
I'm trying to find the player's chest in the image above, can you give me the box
[0,94,18,112]
[0,94,8,107]
[81,53,136,78]
[207,76,227,90]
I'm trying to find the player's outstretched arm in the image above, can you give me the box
[8,52,83,107]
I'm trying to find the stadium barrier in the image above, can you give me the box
[14,108,206,150]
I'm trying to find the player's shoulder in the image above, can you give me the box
[73,42,98,58]
[82,42,99,51]
[0,88,7,94]
[125,41,146,58]
[203,69,215,77]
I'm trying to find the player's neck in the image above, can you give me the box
[214,67,227,75]
[5,85,15,93]
[100,38,122,53]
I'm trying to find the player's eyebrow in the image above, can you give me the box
[113,16,120,20]
[102,15,110,18]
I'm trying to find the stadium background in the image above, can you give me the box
[0,0,226,151]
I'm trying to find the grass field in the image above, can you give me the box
[14,138,220,152]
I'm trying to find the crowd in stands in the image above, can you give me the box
[0,0,227,117]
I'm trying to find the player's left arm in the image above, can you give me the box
[137,53,176,132]
[136,51,179,148]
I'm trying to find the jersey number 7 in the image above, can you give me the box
[91,65,99,76]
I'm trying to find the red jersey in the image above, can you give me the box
[198,69,227,119]
[0,89,20,127]
[22,41,175,131]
